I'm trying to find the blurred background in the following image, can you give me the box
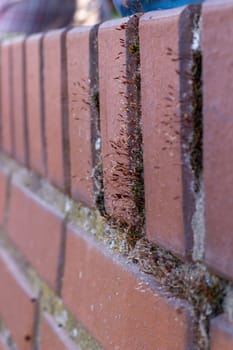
[74,0,116,25]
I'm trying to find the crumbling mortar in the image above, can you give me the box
[189,14,205,263]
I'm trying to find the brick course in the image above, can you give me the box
[62,224,194,350]
[0,41,13,156]
[8,183,65,291]
[66,27,98,207]
[210,314,233,350]
[140,6,199,258]
[25,34,46,175]
[11,36,28,166]
[203,0,233,279]
[0,248,37,350]
[43,29,70,192]
[98,16,142,226]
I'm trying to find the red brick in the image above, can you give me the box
[0,248,37,350]
[140,7,199,257]
[11,36,28,166]
[0,169,8,226]
[25,34,45,175]
[99,17,142,226]
[203,0,233,279]
[0,338,7,350]
[210,314,233,350]
[62,225,194,350]
[43,29,69,192]
[8,183,64,290]
[40,313,78,350]
[0,41,13,155]
[67,27,98,207]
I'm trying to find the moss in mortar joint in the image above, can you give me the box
[190,13,203,193]
[106,16,144,247]
[129,238,228,350]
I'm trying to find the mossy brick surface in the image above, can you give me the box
[140,7,200,258]
[66,26,99,207]
[62,224,195,350]
[98,16,143,228]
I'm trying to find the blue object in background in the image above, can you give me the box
[113,0,203,16]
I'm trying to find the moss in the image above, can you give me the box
[129,40,139,55]
[190,49,203,192]
[130,238,228,349]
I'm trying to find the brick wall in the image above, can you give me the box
[0,0,233,349]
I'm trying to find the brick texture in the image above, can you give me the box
[0,341,5,350]
[140,7,199,258]
[98,16,142,226]
[25,34,46,175]
[8,183,64,290]
[11,36,28,166]
[67,27,98,207]
[40,313,78,350]
[43,29,69,192]
[0,41,13,156]
[203,0,233,279]
[0,248,37,350]
[210,315,233,350]
[0,170,8,227]
[62,225,194,350]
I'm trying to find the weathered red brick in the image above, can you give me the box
[25,34,45,175]
[43,29,69,192]
[140,7,199,257]
[62,224,194,350]
[210,314,233,350]
[40,313,78,350]
[0,169,8,226]
[0,41,13,155]
[8,183,64,290]
[11,36,28,166]
[0,248,37,350]
[0,338,6,350]
[98,17,142,226]
[203,0,233,279]
[67,26,99,207]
